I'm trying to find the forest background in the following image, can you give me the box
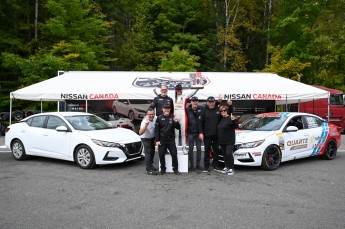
[0,0,344,111]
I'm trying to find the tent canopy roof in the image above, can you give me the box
[10,71,329,104]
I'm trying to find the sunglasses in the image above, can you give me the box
[221,110,227,112]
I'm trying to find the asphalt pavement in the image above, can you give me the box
[1,136,345,228]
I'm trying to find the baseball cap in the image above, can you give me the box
[175,84,182,90]
[163,103,171,108]
[190,96,198,101]
[207,96,215,102]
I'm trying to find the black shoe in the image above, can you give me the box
[202,167,210,173]
[196,165,202,170]
[151,166,158,171]
[160,170,166,175]
[189,166,195,171]
[213,167,222,172]
[173,170,180,175]
[146,170,157,175]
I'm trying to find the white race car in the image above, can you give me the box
[234,112,342,170]
[5,112,143,169]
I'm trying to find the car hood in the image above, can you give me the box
[235,130,275,143]
[79,128,141,143]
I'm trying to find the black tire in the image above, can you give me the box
[0,112,10,121]
[13,110,24,121]
[11,139,27,160]
[74,145,96,169]
[128,110,135,121]
[261,145,281,170]
[322,139,337,160]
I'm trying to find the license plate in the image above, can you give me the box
[234,153,249,159]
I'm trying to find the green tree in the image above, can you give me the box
[158,45,200,71]
[261,45,311,80]
[268,0,345,90]
[2,0,112,85]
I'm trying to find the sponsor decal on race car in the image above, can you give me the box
[287,138,308,151]
[311,122,329,156]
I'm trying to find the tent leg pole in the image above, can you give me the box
[85,100,88,113]
[9,98,12,125]
[57,101,59,112]
[41,100,43,113]
[327,92,330,122]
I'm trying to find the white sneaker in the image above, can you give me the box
[221,168,228,174]
[227,169,234,176]
[182,146,188,155]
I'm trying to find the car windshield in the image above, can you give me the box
[65,115,113,131]
[128,99,152,104]
[240,115,288,131]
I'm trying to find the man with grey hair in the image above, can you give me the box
[150,84,174,117]
[139,108,157,175]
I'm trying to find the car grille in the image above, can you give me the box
[125,141,142,155]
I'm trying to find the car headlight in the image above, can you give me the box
[92,139,124,148]
[238,140,264,149]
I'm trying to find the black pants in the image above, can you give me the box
[188,133,202,167]
[159,141,178,171]
[204,135,220,169]
[220,144,234,170]
[141,138,155,171]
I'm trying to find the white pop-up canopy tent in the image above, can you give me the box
[9,71,330,122]
[10,71,329,102]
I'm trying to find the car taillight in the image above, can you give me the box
[120,124,133,130]
[5,127,10,133]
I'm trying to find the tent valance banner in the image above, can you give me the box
[10,71,329,105]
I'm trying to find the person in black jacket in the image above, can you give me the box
[186,96,203,170]
[198,96,233,172]
[150,84,174,117]
[217,105,238,175]
[155,103,181,175]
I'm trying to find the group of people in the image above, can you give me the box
[139,84,238,176]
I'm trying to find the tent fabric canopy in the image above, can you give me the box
[10,71,329,104]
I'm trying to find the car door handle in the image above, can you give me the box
[43,133,49,136]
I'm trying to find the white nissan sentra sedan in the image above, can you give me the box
[5,112,143,169]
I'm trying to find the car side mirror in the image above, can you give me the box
[56,126,68,132]
[285,126,298,132]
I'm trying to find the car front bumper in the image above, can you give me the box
[93,141,143,165]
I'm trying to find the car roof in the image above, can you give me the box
[21,112,93,121]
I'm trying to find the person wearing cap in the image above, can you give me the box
[198,95,233,172]
[154,83,199,150]
[155,103,181,175]
[139,108,158,175]
[150,84,174,117]
[186,96,203,170]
